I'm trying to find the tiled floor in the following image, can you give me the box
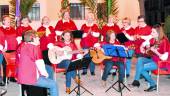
[2,61,170,96]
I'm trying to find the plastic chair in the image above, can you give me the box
[52,64,66,81]
[2,51,16,86]
[152,60,170,92]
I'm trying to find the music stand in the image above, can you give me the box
[102,44,131,96]
[67,57,94,96]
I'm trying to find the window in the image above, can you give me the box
[70,3,85,20]
[28,3,40,21]
[0,5,9,19]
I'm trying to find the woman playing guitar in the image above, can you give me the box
[94,30,125,87]
[130,25,169,92]
[48,31,87,94]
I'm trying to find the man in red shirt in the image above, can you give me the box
[37,16,56,80]
[80,13,100,75]
[134,15,152,56]
[17,30,58,96]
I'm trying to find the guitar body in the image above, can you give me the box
[48,46,72,64]
[90,49,112,64]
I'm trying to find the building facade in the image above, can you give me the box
[0,0,140,29]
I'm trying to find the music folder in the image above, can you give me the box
[66,57,91,72]
[72,30,83,39]
[102,44,128,58]
[116,33,129,44]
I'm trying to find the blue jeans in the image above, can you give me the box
[102,60,125,82]
[58,60,76,88]
[0,53,3,81]
[125,50,134,75]
[82,53,95,73]
[45,65,54,80]
[134,57,157,86]
[35,76,59,96]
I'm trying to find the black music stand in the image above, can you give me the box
[67,57,94,96]
[102,44,130,96]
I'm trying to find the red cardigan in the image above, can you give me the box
[0,26,18,50]
[80,24,100,48]
[37,26,56,51]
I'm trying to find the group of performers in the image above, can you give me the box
[0,9,170,96]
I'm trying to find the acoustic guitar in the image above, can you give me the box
[89,49,112,64]
[48,46,86,64]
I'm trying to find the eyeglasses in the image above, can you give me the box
[137,20,144,23]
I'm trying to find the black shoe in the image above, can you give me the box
[129,80,140,87]
[126,74,130,78]
[81,72,87,75]
[144,85,157,92]
[112,72,116,76]
[9,78,17,82]
[0,82,5,86]
[91,72,95,76]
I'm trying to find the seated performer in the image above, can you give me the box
[130,25,169,92]
[49,31,87,93]
[94,30,125,86]
[37,16,56,80]
[16,30,59,96]
[80,13,100,75]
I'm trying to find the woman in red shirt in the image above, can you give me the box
[50,31,86,93]
[0,16,18,85]
[95,30,125,86]
[54,9,77,41]
[101,15,121,41]
[16,16,32,44]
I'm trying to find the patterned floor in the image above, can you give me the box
[2,59,170,96]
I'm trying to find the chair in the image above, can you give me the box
[2,51,16,86]
[152,42,170,92]
[152,60,170,92]
[52,64,66,81]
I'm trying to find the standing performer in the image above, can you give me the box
[37,16,56,79]
[0,28,5,86]
[54,9,77,41]
[121,17,135,78]
[16,30,59,96]
[16,16,32,44]
[0,15,18,84]
[134,15,152,56]
[101,15,121,41]
[80,13,100,75]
